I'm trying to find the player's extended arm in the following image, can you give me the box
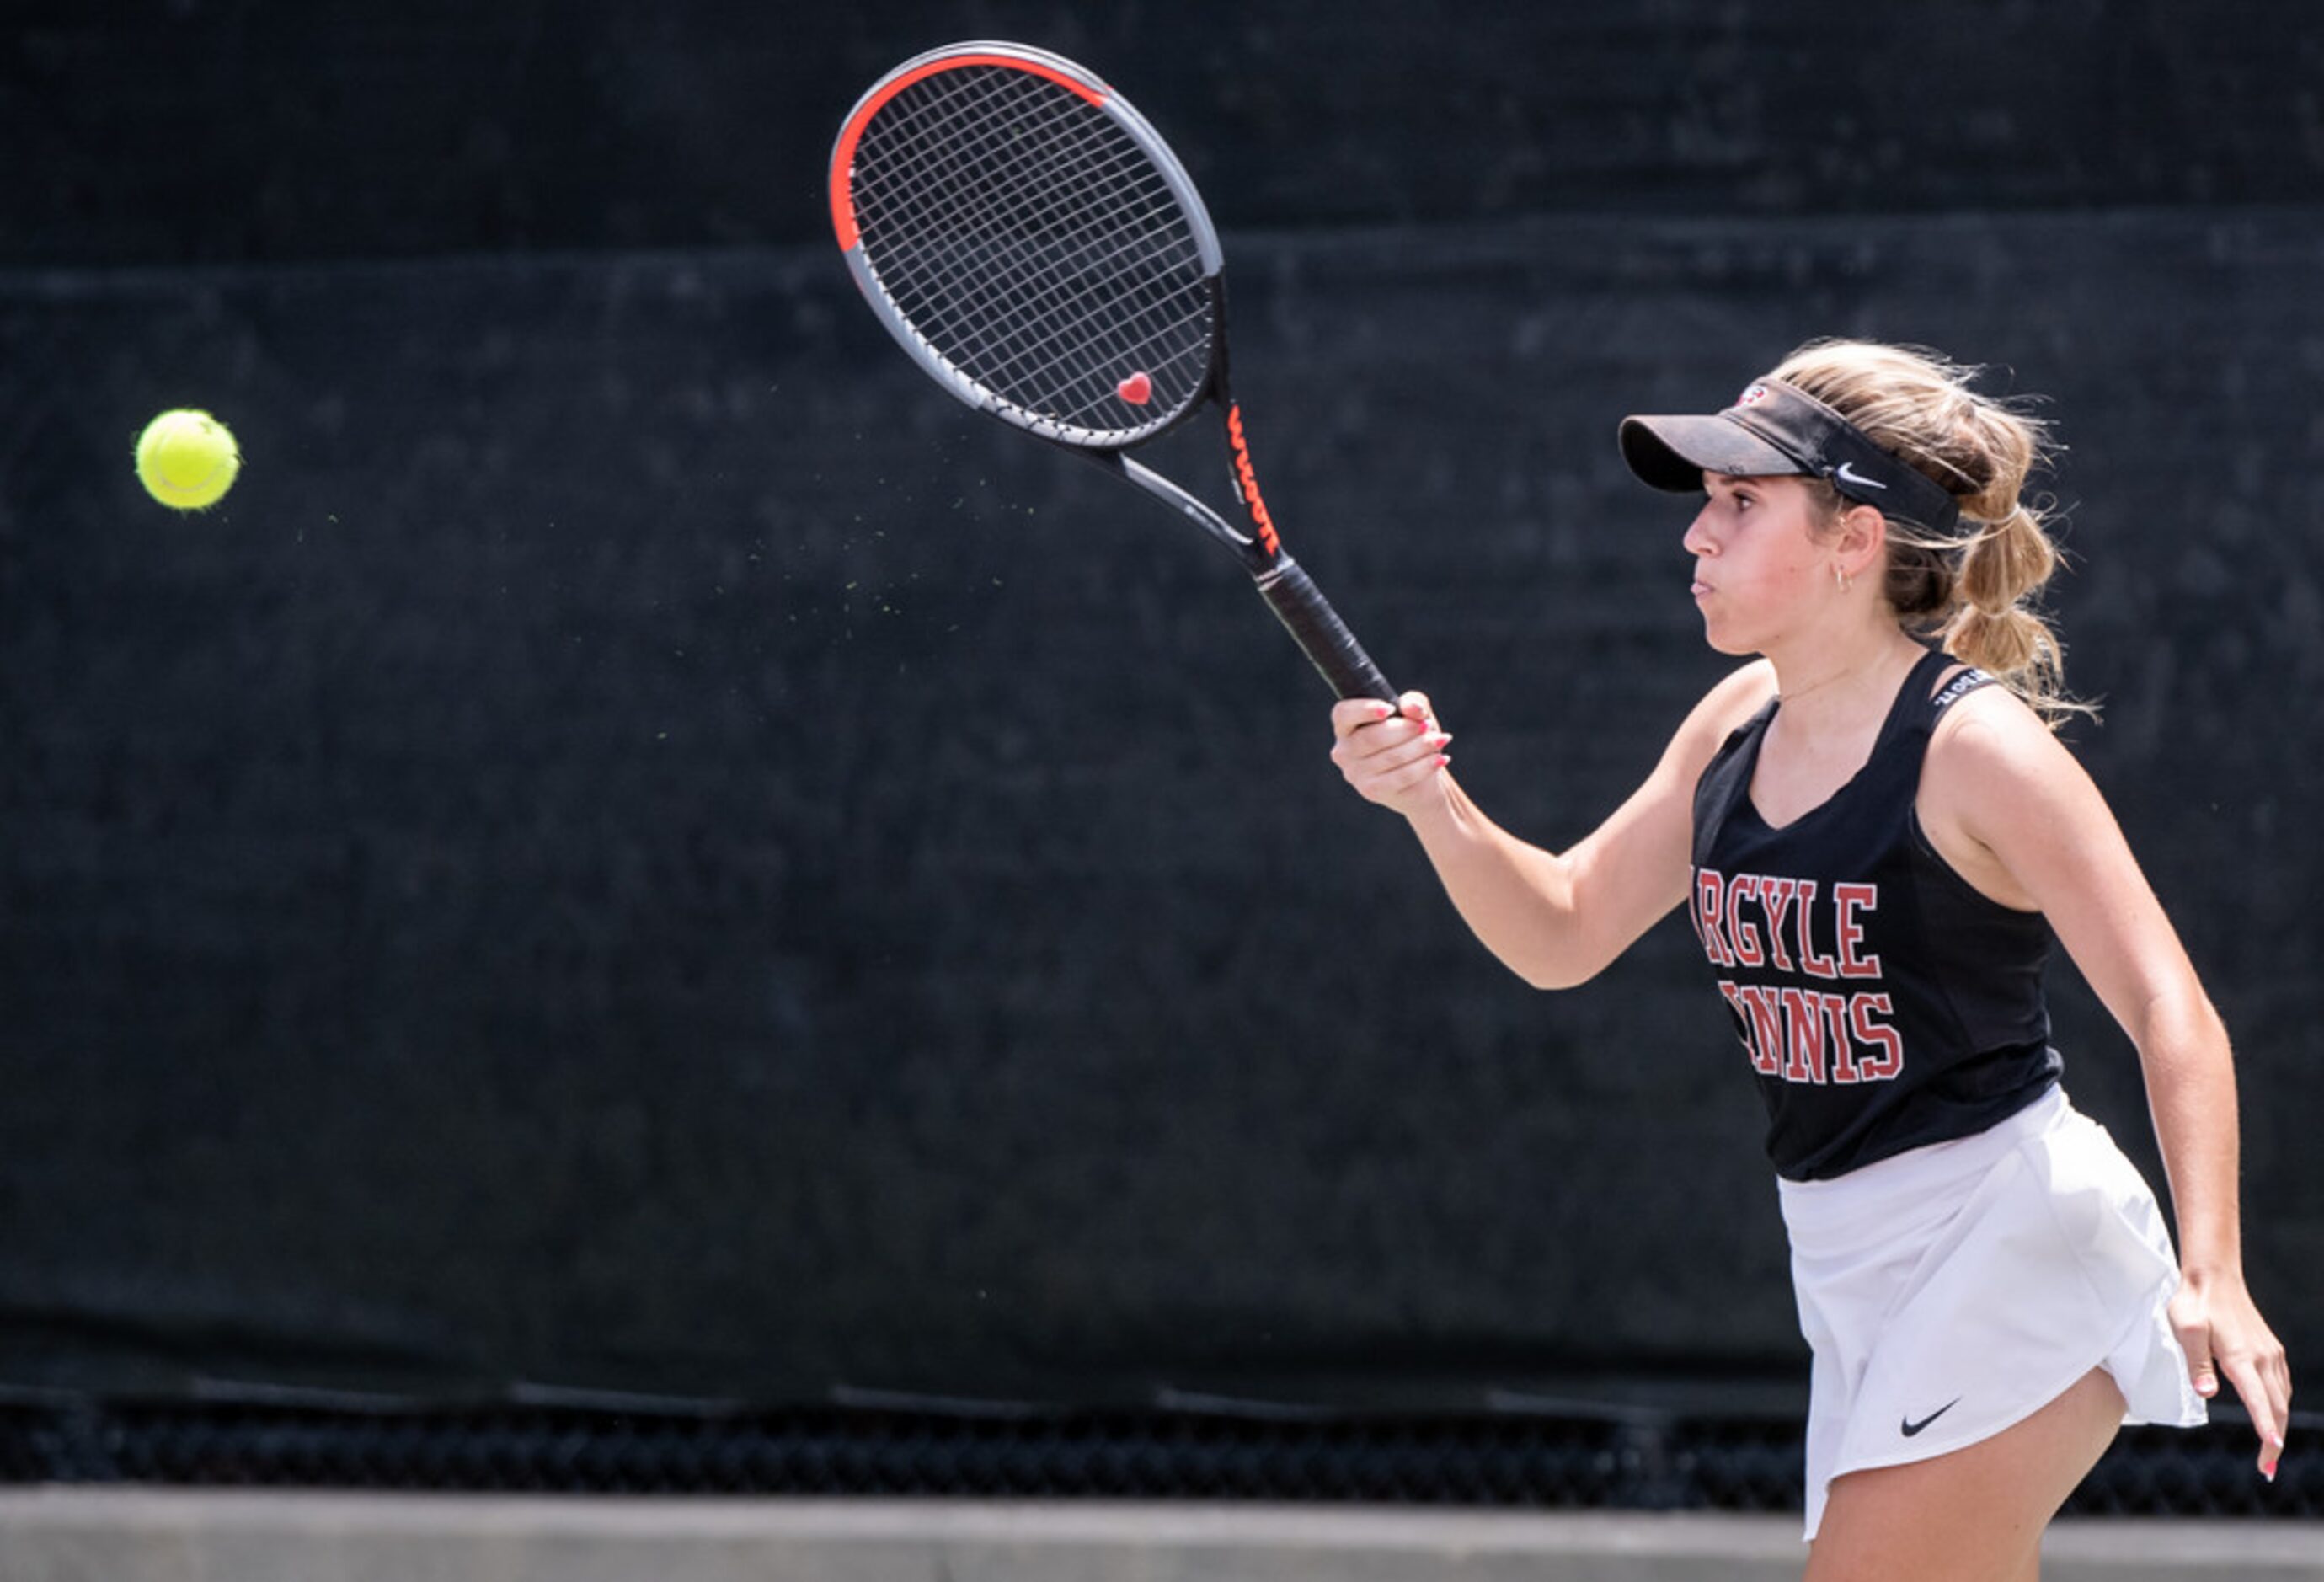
[1330,663,1772,989]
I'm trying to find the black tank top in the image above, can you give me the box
[1689,646,2061,1181]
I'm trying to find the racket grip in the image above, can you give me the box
[1255,556,1397,704]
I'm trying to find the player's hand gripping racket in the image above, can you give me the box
[828,41,1396,703]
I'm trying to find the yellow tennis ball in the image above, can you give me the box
[135,409,241,510]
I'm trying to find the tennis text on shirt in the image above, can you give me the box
[1689,873,1905,1084]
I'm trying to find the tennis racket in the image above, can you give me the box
[827,40,1397,703]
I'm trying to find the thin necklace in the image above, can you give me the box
[1774,668,1849,706]
[1776,649,1908,708]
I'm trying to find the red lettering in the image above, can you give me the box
[1780,986,1828,1084]
[1793,879,1839,979]
[1835,883,1881,979]
[1734,982,1783,1075]
[1706,874,1897,1086]
[1850,992,1905,1081]
[1694,870,1734,967]
[1725,874,1765,967]
[1226,405,1280,557]
[1759,877,1799,971]
[1824,993,1861,1083]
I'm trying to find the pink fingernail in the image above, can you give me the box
[1434,754,1450,768]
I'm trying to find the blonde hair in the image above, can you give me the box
[1765,339,2091,724]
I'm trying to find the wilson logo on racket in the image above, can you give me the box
[1226,405,1281,559]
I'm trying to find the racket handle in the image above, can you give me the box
[1255,556,1397,704]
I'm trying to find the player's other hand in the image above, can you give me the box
[2169,1271,2292,1482]
[1330,692,1450,815]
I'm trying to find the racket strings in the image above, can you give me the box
[884,117,1178,379]
[860,78,1204,412]
[863,76,1182,323]
[848,64,1215,439]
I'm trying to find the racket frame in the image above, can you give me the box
[831,41,1396,703]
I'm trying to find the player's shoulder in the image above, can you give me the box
[1929,671,2057,760]
[1691,659,1781,740]
[1657,660,1778,780]
[1925,671,2086,803]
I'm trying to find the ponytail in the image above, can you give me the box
[1947,507,2065,695]
[1767,340,2092,725]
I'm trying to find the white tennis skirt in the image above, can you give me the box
[1778,1085,2206,1540]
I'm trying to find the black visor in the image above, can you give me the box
[1620,380,1961,537]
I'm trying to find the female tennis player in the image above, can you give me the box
[1330,339,2289,1578]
